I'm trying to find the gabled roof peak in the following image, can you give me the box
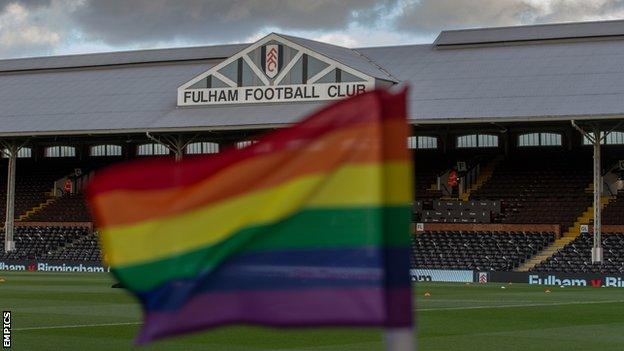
[256,33,396,82]
[177,32,382,106]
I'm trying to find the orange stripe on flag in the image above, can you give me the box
[92,120,408,227]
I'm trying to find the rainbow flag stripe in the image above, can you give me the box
[87,89,414,344]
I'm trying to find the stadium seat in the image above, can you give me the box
[411,230,555,271]
[533,232,624,274]
[0,226,100,262]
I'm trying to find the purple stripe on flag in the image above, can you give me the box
[136,287,412,344]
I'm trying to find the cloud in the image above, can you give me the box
[528,0,624,22]
[70,0,398,46]
[2,0,624,59]
[395,0,624,34]
[0,0,400,58]
[0,1,69,58]
[0,0,51,8]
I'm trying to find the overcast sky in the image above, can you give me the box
[1,0,624,59]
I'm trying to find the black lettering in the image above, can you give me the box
[192,91,202,103]
[218,90,227,102]
[336,85,346,97]
[294,87,304,99]
[346,84,358,97]
[208,90,218,102]
[254,88,264,100]
[228,89,239,102]
[312,86,320,98]
[275,87,284,99]
[245,88,253,101]
[264,88,275,100]
[328,85,338,98]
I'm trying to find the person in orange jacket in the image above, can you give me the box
[64,178,73,194]
[448,167,458,197]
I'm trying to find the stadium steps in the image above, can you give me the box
[17,195,56,222]
[515,195,613,272]
[426,181,444,199]
[459,157,503,201]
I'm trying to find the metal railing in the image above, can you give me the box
[461,164,481,196]
[437,163,481,197]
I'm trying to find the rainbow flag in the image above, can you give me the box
[87,89,413,344]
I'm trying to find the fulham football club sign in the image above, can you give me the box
[177,33,383,106]
[264,44,279,78]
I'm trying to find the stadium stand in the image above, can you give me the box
[0,158,118,223]
[25,194,91,222]
[47,231,102,262]
[603,191,624,225]
[0,161,73,222]
[411,230,556,271]
[469,152,593,230]
[0,146,619,274]
[0,226,93,261]
[533,232,624,274]
[416,199,500,223]
[408,149,624,274]
[413,155,447,199]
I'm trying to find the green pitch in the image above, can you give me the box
[1,272,624,350]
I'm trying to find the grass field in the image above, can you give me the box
[1,272,624,350]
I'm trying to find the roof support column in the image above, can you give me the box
[571,121,610,263]
[591,128,603,263]
[170,137,184,162]
[146,133,197,162]
[1,144,17,253]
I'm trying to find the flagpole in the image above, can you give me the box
[384,328,415,351]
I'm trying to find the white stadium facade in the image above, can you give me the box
[1,19,624,283]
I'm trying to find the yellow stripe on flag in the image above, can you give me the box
[101,162,411,267]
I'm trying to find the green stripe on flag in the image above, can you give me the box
[113,206,410,292]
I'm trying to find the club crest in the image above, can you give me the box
[264,44,279,78]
